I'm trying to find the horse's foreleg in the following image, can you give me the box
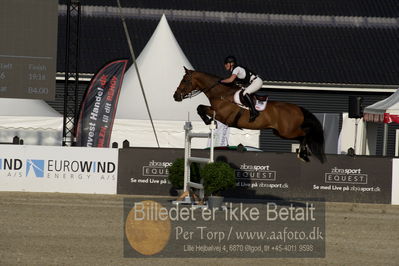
[197,105,214,125]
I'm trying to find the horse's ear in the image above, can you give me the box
[183,66,191,73]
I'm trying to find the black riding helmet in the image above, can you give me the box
[224,55,237,65]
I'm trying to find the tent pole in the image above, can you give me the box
[116,0,160,148]
[354,118,359,154]
[395,129,399,157]
[362,121,367,155]
[383,123,388,156]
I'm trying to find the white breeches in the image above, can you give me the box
[243,77,263,95]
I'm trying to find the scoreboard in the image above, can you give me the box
[0,0,58,100]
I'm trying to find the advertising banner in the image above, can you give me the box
[214,151,301,199]
[117,148,183,195]
[76,59,128,147]
[0,145,118,194]
[118,148,393,204]
[117,148,303,198]
[302,155,392,204]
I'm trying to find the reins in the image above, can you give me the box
[201,80,219,94]
[184,75,219,99]
[183,72,234,100]
[200,79,238,104]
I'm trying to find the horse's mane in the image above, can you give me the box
[195,70,221,80]
[195,70,239,89]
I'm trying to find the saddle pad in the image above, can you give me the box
[234,90,268,111]
[255,98,268,111]
[233,90,243,105]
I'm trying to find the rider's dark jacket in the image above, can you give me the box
[230,65,257,87]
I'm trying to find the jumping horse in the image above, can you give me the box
[173,68,326,163]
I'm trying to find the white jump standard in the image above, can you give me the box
[173,120,216,206]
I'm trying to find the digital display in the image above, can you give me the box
[0,0,58,100]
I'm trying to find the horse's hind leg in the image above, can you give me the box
[197,105,213,125]
[273,126,310,162]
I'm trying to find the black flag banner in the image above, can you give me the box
[76,59,128,147]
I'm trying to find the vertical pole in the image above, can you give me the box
[209,121,215,163]
[354,118,359,154]
[362,121,367,155]
[395,129,399,157]
[383,123,388,156]
[62,1,71,146]
[209,111,216,163]
[116,0,160,147]
[63,0,80,146]
[183,122,192,193]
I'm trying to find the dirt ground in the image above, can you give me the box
[0,192,398,266]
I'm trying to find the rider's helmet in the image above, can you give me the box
[224,55,237,65]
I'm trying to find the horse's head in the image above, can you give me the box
[173,67,201,102]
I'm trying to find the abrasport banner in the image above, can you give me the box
[76,59,128,147]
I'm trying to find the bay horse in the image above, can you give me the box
[173,68,326,163]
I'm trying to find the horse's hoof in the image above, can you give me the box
[201,117,212,125]
[298,156,310,163]
[298,151,310,162]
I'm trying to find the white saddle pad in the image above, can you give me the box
[233,90,268,111]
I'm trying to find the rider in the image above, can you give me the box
[219,55,263,122]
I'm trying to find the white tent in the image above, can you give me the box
[363,88,399,156]
[0,98,63,145]
[111,15,259,148]
[364,88,399,123]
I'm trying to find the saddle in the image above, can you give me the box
[234,90,268,111]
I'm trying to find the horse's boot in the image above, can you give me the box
[243,93,259,122]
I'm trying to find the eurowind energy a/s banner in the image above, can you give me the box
[76,59,128,147]
[0,145,118,194]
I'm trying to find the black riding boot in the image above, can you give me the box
[243,94,259,122]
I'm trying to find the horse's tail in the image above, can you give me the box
[300,107,326,163]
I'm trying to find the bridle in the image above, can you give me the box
[180,72,219,99]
